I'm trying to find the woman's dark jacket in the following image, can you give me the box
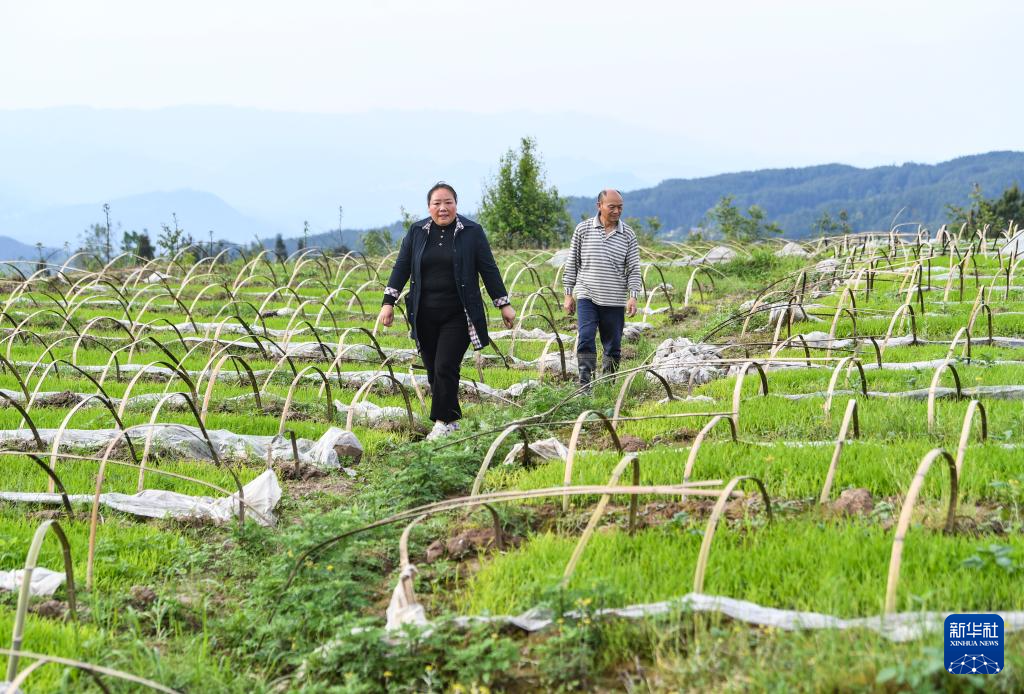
[382,215,510,349]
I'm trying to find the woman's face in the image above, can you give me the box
[428,189,457,226]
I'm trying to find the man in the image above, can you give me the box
[563,189,642,388]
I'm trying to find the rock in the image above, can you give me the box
[622,322,653,341]
[647,337,724,386]
[445,527,512,560]
[310,427,364,466]
[129,585,157,609]
[775,241,810,258]
[424,540,446,563]
[703,246,737,264]
[144,271,170,284]
[832,488,874,516]
[618,435,647,452]
[815,258,839,273]
[30,599,67,619]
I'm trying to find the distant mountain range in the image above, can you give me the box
[567,151,1024,238]
[0,189,282,254]
[0,235,54,262]
[0,105,682,245]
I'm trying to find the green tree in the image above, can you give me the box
[77,223,109,266]
[273,233,287,261]
[158,213,193,256]
[624,215,663,245]
[122,230,155,260]
[812,209,853,237]
[947,183,1024,235]
[703,195,783,242]
[361,228,393,257]
[478,136,572,249]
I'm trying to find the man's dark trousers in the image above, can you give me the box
[576,297,625,380]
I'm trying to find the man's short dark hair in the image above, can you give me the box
[428,181,458,204]
[597,189,622,203]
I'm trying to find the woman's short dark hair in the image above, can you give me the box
[427,181,458,204]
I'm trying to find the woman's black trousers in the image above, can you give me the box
[416,303,470,422]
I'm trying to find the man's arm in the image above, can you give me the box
[625,232,642,316]
[626,232,642,299]
[563,224,584,296]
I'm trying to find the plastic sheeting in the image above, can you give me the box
[0,425,362,469]
[385,566,427,631]
[647,337,724,386]
[0,567,65,596]
[333,399,413,427]
[501,437,569,467]
[775,242,810,257]
[780,384,1024,401]
[700,246,737,264]
[449,593,1024,643]
[0,469,282,525]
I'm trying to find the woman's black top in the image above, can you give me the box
[419,221,460,310]
[381,214,510,349]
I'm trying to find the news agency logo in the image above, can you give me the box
[944,614,1004,675]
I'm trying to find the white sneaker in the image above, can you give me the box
[425,420,459,441]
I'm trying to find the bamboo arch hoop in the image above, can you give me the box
[823,356,868,421]
[561,453,643,586]
[7,520,77,683]
[682,414,739,486]
[561,410,624,511]
[394,503,507,614]
[884,448,958,614]
[692,476,773,593]
[611,368,676,425]
[953,399,986,474]
[818,398,861,503]
[278,365,335,435]
[342,372,416,432]
[469,424,535,497]
[926,359,964,433]
[730,361,769,428]
[199,352,263,423]
[768,333,813,365]
[265,480,743,646]
[0,392,45,449]
[945,326,972,362]
[683,266,718,307]
[880,303,918,356]
[49,394,140,492]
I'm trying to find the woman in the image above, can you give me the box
[378,182,515,440]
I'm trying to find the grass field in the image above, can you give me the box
[1,237,1022,692]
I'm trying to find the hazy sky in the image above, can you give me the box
[3,0,1022,170]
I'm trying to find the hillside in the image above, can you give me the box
[567,151,1024,237]
[0,189,284,249]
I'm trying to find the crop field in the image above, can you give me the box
[2,230,1023,692]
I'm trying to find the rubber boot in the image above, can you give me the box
[577,352,597,394]
[601,356,620,379]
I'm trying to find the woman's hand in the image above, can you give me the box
[500,305,516,329]
[378,304,394,327]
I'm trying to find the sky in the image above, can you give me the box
[1,0,1022,236]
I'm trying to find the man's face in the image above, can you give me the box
[598,191,624,225]
[429,189,457,226]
